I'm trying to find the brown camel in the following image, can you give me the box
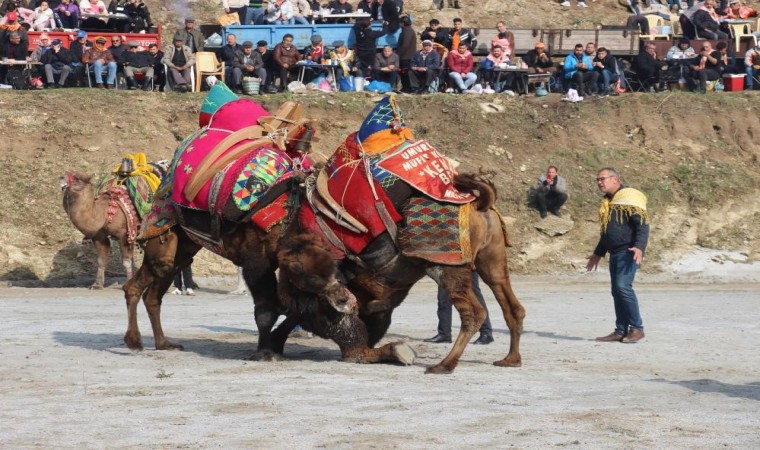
[278,172,526,374]
[60,172,136,289]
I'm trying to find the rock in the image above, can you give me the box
[534,215,575,236]
[479,102,505,113]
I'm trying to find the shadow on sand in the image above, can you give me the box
[651,378,760,401]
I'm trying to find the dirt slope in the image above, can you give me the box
[1,90,759,285]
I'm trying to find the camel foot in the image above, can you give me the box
[89,284,104,290]
[493,356,522,368]
[155,341,184,351]
[392,342,416,366]
[249,350,284,362]
[124,333,143,351]
[228,289,248,296]
[425,364,455,375]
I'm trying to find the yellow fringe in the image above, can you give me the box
[112,152,161,193]
[459,202,472,261]
[599,188,649,233]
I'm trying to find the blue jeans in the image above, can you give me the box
[92,60,117,85]
[292,15,309,25]
[609,249,643,336]
[244,7,265,25]
[436,271,492,336]
[597,68,619,93]
[745,66,759,88]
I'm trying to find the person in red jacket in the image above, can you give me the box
[446,41,476,92]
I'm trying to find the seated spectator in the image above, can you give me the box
[716,41,730,74]
[0,0,34,25]
[593,47,619,96]
[292,0,310,25]
[124,0,152,33]
[175,17,204,53]
[148,43,164,90]
[356,0,372,14]
[256,40,277,93]
[123,41,154,90]
[492,21,515,57]
[0,30,27,66]
[55,0,79,29]
[667,37,697,60]
[68,29,91,86]
[0,11,27,42]
[29,32,51,63]
[372,0,399,33]
[479,44,509,93]
[273,33,302,91]
[524,41,556,76]
[448,17,476,52]
[327,0,351,23]
[161,33,195,92]
[217,33,242,83]
[329,40,358,78]
[724,0,757,19]
[745,42,760,89]
[693,0,729,39]
[420,18,448,47]
[82,35,117,89]
[31,1,55,30]
[265,0,294,24]
[534,165,568,219]
[79,0,109,29]
[107,0,131,31]
[584,42,595,58]
[635,41,664,91]
[243,0,267,25]
[626,14,651,35]
[689,40,723,93]
[374,44,399,87]
[563,43,599,95]
[302,34,326,83]
[232,40,265,94]
[353,17,386,76]
[108,35,128,75]
[409,39,440,94]
[446,41,475,93]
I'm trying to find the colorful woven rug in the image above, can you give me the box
[397,196,473,265]
[96,173,155,220]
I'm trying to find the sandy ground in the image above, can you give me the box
[1,276,759,448]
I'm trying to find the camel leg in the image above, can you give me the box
[90,236,110,289]
[269,314,299,355]
[119,240,135,282]
[337,315,415,365]
[143,273,183,350]
[122,263,154,350]
[425,266,485,374]
[248,268,284,361]
[476,232,525,368]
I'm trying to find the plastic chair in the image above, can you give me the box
[194,52,225,92]
[670,18,682,38]
[163,64,196,92]
[727,22,754,52]
[641,15,670,40]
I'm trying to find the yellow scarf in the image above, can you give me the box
[599,187,649,233]
[112,152,161,192]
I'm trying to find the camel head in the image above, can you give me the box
[277,233,358,316]
[60,172,93,193]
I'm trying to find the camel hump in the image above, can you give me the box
[453,172,497,211]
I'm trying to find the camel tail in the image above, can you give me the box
[453,171,497,212]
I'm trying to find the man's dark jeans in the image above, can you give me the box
[609,249,643,336]
[436,272,492,337]
[535,191,568,215]
[571,70,599,94]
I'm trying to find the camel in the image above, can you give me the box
[60,172,137,289]
[277,172,526,374]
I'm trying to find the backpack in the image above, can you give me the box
[5,68,30,90]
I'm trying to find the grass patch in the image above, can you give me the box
[670,162,747,207]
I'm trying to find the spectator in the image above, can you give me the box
[302,34,326,83]
[492,21,515,57]
[353,17,386,76]
[744,42,760,89]
[107,0,131,31]
[634,41,664,92]
[162,33,195,92]
[447,17,476,52]
[217,33,242,83]
[534,165,568,219]
[29,31,50,63]
[563,43,599,95]
[584,42,595,58]
[79,0,109,29]
[123,41,154,90]
[82,35,116,88]
[409,39,440,93]
[273,33,302,91]
[715,40,729,74]
[374,44,399,87]
[1,0,33,22]
[55,0,79,29]
[108,35,128,68]
[256,40,277,93]
[244,0,267,25]
[666,36,697,60]
[327,0,351,23]
[292,0,310,25]
[423,272,493,345]
[0,30,27,67]
[523,41,556,76]
[561,0,588,8]
[148,42,164,90]
[689,40,722,93]
[724,0,757,18]
[446,41,475,93]
[396,15,416,92]
[222,0,249,25]
[593,47,619,97]
[124,0,152,33]
[587,167,650,344]
[480,44,509,93]
[692,0,728,39]
[171,265,197,296]
[31,1,55,30]
[356,0,372,14]
[265,0,294,24]
[665,37,696,85]
[372,0,399,33]
[420,18,448,47]
[68,29,91,86]
[232,40,265,94]
[0,11,28,43]
[329,40,358,78]
[41,39,71,87]
[176,17,204,53]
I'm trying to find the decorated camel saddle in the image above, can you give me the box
[300,95,479,265]
[138,83,319,252]
[91,152,165,244]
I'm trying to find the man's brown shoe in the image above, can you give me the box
[595,332,623,342]
[622,328,645,343]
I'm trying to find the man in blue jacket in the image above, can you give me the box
[409,39,441,93]
[586,167,650,344]
[563,43,599,95]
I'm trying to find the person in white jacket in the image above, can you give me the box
[292,0,311,25]
[32,1,55,30]
[265,0,294,24]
